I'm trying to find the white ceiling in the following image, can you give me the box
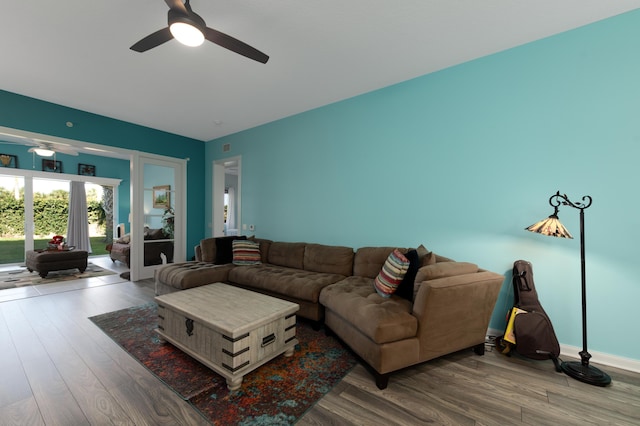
[2,1,639,142]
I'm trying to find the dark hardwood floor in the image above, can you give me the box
[1,258,639,425]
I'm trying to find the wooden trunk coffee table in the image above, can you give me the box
[154,283,299,390]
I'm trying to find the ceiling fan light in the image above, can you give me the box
[170,22,204,47]
[33,148,55,157]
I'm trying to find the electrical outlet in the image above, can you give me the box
[249,224,255,231]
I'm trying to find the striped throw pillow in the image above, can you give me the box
[232,240,262,265]
[374,249,410,298]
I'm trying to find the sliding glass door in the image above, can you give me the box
[0,169,120,266]
[0,174,25,264]
[33,178,70,248]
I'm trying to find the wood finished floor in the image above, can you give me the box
[0,258,638,425]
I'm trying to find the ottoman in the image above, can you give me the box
[26,249,89,278]
[155,261,235,295]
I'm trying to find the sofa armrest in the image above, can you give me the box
[110,242,131,254]
[412,271,503,361]
[109,242,131,267]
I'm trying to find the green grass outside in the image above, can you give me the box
[0,236,110,264]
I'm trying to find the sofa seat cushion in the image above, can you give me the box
[228,264,345,303]
[156,262,234,291]
[320,276,418,344]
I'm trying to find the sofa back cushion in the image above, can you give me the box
[116,234,131,244]
[267,242,306,269]
[250,237,272,264]
[413,261,479,300]
[303,244,354,276]
[415,261,478,282]
[353,247,404,278]
[199,238,217,263]
[144,228,166,240]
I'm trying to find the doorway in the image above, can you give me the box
[0,169,120,265]
[0,126,188,281]
[212,157,241,238]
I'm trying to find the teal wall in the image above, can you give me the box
[0,90,206,259]
[207,10,640,361]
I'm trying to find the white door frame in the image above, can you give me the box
[131,152,187,281]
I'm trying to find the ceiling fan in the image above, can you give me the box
[130,0,269,64]
[0,132,79,157]
[27,142,79,157]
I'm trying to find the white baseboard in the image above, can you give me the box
[486,327,640,374]
[560,344,640,374]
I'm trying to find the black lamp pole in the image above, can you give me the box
[546,192,611,386]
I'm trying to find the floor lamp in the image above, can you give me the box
[525,191,611,386]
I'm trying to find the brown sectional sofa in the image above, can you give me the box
[155,236,504,389]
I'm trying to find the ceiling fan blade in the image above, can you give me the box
[28,141,80,156]
[0,132,38,146]
[204,27,269,64]
[130,27,173,52]
[55,147,79,156]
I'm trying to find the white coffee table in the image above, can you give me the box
[155,283,299,390]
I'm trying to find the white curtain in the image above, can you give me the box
[67,181,92,253]
[227,187,236,230]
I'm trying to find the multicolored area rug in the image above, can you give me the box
[0,263,115,290]
[90,303,358,425]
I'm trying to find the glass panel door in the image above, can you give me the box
[33,178,69,250]
[131,154,185,280]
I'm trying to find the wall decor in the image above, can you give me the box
[0,154,18,168]
[42,159,63,173]
[78,163,96,176]
[153,185,171,208]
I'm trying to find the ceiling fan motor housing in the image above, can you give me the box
[168,8,206,33]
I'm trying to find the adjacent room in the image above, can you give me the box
[1,1,639,424]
